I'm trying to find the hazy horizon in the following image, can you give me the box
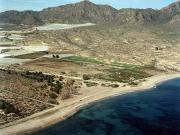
[0,0,177,12]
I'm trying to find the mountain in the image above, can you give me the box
[0,10,43,25]
[162,1,180,15]
[115,8,164,24]
[170,14,180,24]
[161,1,180,24]
[0,1,179,25]
[40,1,117,24]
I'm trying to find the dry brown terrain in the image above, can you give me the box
[21,24,180,72]
[0,69,78,125]
[21,58,103,76]
[0,70,55,124]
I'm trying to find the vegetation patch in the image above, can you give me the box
[128,81,139,86]
[112,62,140,69]
[93,66,151,83]
[0,99,19,114]
[83,74,91,80]
[108,67,150,82]
[101,83,119,88]
[84,81,98,87]
[109,84,119,88]
[62,56,103,64]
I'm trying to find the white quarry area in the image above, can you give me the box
[36,23,96,31]
[0,28,49,66]
[0,58,31,66]
[0,45,49,66]
[23,45,48,52]
[0,34,25,40]
[0,45,48,57]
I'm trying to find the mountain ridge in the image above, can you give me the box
[0,1,179,25]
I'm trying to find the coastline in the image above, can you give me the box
[0,73,180,135]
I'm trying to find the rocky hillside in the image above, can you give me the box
[115,8,165,24]
[0,1,180,25]
[162,1,180,15]
[0,10,43,25]
[40,1,117,24]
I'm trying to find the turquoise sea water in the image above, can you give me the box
[32,78,180,135]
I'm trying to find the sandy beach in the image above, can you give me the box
[0,73,180,135]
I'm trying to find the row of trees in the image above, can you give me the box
[22,71,55,83]
[0,69,55,83]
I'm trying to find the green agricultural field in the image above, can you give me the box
[112,62,140,69]
[93,66,151,84]
[61,56,104,64]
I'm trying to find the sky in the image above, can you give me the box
[0,0,177,12]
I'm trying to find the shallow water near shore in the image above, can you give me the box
[31,78,180,135]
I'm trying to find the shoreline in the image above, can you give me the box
[0,73,180,135]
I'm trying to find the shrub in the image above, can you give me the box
[83,74,91,80]
[49,92,58,99]
[47,76,54,84]
[109,84,119,88]
[59,76,64,81]
[67,79,75,85]
[0,100,19,114]
[25,70,30,75]
[129,81,138,86]
[56,55,60,58]
[61,72,66,75]
[50,81,63,94]
[48,98,59,105]
[7,70,11,74]
[84,82,98,87]
[55,81,63,93]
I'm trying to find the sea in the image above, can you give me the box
[31,78,180,135]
